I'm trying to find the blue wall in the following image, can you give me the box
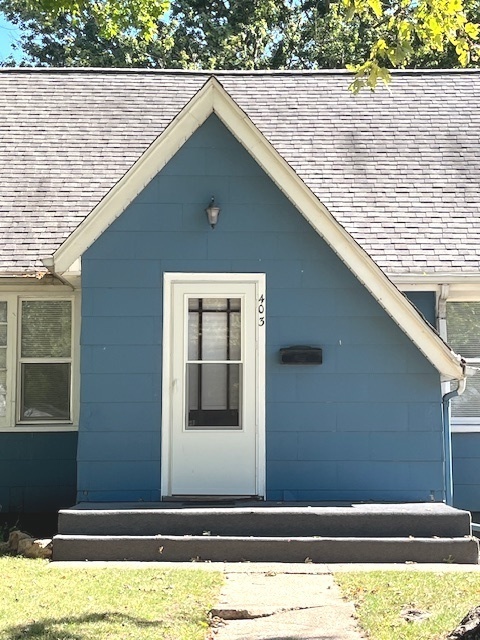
[0,432,77,513]
[453,433,480,511]
[78,114,444,503]
[404,290,480,512]
[405,292,436,327]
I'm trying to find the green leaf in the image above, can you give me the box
[367,0,383,18]
[465,21,479,38]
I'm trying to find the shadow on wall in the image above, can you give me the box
[0,513,58,540]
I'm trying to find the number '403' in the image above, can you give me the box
[258,294,265,327]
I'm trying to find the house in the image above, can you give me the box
[1,67,480,517]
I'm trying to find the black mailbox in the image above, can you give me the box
[280,346,323,365]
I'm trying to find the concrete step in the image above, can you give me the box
[57,503,472,538]
[52,534,480,564]
[53,503,478,563]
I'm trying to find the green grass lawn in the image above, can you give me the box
[336,570,480,640]
[0,557,223,640]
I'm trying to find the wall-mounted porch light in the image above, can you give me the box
[205,196,221,229]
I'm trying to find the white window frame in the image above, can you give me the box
[396,282,480,433]
[0,285,80,432]
[445,300,480,433]
[0,301,8,423]
[17,297,73,425]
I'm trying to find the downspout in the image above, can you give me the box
[437,284,456,505]
[442,376,466,506]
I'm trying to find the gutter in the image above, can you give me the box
[41,256,75,290]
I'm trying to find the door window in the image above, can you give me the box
[186,297,242,429]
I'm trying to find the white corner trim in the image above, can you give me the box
[53,77,464,380]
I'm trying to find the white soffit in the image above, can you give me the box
[394,275,480,301]
[52,77,465,380]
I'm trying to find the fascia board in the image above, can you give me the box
[53,77,464,380]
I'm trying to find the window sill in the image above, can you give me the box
[451,424,480,433]
[0,425,78,433]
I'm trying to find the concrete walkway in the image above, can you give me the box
[52,561,480,640]
[209,563,363,640]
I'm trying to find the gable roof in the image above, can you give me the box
[32,75,465,381]
[0,68,479,277]
[0,68,475,379]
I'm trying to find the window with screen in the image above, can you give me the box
[0,301,6,419]
[446,301,480,421]
[19,300,72,422]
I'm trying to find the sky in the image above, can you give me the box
[0,13,21,62]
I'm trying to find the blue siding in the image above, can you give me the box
[403,290,480,511]
[79,114,444,503]
[405,291,436,326]
[453,433,480,510]
[0,433,77,513]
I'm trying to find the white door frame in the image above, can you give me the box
[161,272,266,498]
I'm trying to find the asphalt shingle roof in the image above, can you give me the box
[0,68,479,275]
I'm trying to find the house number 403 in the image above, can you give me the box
[258,294,265,327]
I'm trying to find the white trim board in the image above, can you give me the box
[393,274,480,285]
[452,425,480,433]
[396,280,480,300]
[51,77,464,381]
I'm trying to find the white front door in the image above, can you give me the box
[162,274,265,498]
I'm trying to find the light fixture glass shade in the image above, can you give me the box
[205,197,221,228]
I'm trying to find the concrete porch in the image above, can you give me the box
[52,502,479,564]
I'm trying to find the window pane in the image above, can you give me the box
[21,363,70,421]
[0,303,6,418]
[446,302,480,358]
[229,310,241,361]
[188,310,199,361]
[447,302,480,419]
[0,370,5,417]
[187,298,241,362]
[452,370,480,418]
[21,300,71,358]
[202,298,228,311]
[202,312,228,360]
[186,363,241,429]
